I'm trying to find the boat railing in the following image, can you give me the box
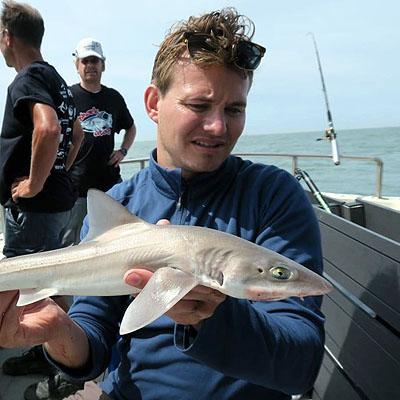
[0,153,384,236]
[121,153,384,198]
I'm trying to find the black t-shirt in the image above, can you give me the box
[0,61,77,212]
[68,84,134,196]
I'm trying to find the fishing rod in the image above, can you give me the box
[308,32,340,166]
[295,168,332,213]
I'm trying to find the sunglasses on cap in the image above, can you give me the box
[182,32,266,71]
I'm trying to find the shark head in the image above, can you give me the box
[215,244,332,301]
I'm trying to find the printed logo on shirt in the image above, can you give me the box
[59,82,72,99]
[78,106,113,137]
[58,101,68,114]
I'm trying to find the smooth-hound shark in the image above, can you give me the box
[0,189,332,334]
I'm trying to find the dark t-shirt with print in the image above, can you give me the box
[0,61,77,212]
[68,84,134,197]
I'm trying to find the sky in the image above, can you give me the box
[0,0,399,141]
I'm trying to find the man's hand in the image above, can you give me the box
[11,176,40,203]
[108,150,125,167]
[125,270,225,331]
[0,290,91,369]
[0,291,65,348]
[123,219,226,331]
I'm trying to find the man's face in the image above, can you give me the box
[76,56,104,84]
[0,27,13,67]
[0,27,5,58]
[150,63,250,180]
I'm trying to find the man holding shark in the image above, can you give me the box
[0,7,327,400]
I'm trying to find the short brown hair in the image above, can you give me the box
[151,7,256,95]
[1,0,44,49]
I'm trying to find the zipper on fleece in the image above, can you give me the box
[176,181,188,211]
[176,182,189,225]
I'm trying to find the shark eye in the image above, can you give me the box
[270,266,292,280]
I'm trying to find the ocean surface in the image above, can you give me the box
[120,126,399,197]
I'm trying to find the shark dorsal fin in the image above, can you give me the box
[82,189,147,243]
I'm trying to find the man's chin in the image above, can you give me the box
[181,161,225,178]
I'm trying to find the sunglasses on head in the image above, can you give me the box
[182,32,266,71]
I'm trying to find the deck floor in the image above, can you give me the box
[0,346,46,400]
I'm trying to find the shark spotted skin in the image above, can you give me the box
[0,189,332,334]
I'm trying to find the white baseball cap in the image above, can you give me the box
[72,38,105,60]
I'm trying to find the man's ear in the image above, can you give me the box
[5,29,13,47]
[144,84,160,124]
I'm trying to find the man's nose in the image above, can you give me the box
[203,110,227,135]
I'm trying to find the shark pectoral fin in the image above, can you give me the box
[17,288,59,306]
[120,267,198,335]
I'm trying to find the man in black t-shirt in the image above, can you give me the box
[61,37,136,246]
[0,2,83,256]
[0,0,83,392]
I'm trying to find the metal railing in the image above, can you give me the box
[0,152,384,236]
[121,153,384,198]
[120,157,148,170]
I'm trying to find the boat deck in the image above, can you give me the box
[0,346,44,400]
[323,193,400,211]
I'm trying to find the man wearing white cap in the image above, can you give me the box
[61,38,137,246]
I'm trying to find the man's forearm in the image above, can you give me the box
[26,102,61,194]
[28,126,59,193]
[44,313,91,369]
[66,120,84,170]
[120,123,136,151]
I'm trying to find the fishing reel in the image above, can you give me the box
[316,128,340,165]
[316,128,335,141]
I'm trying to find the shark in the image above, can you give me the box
[0,189,332,334]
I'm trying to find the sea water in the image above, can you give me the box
[120,126,399,197]
[0,127,398,235]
